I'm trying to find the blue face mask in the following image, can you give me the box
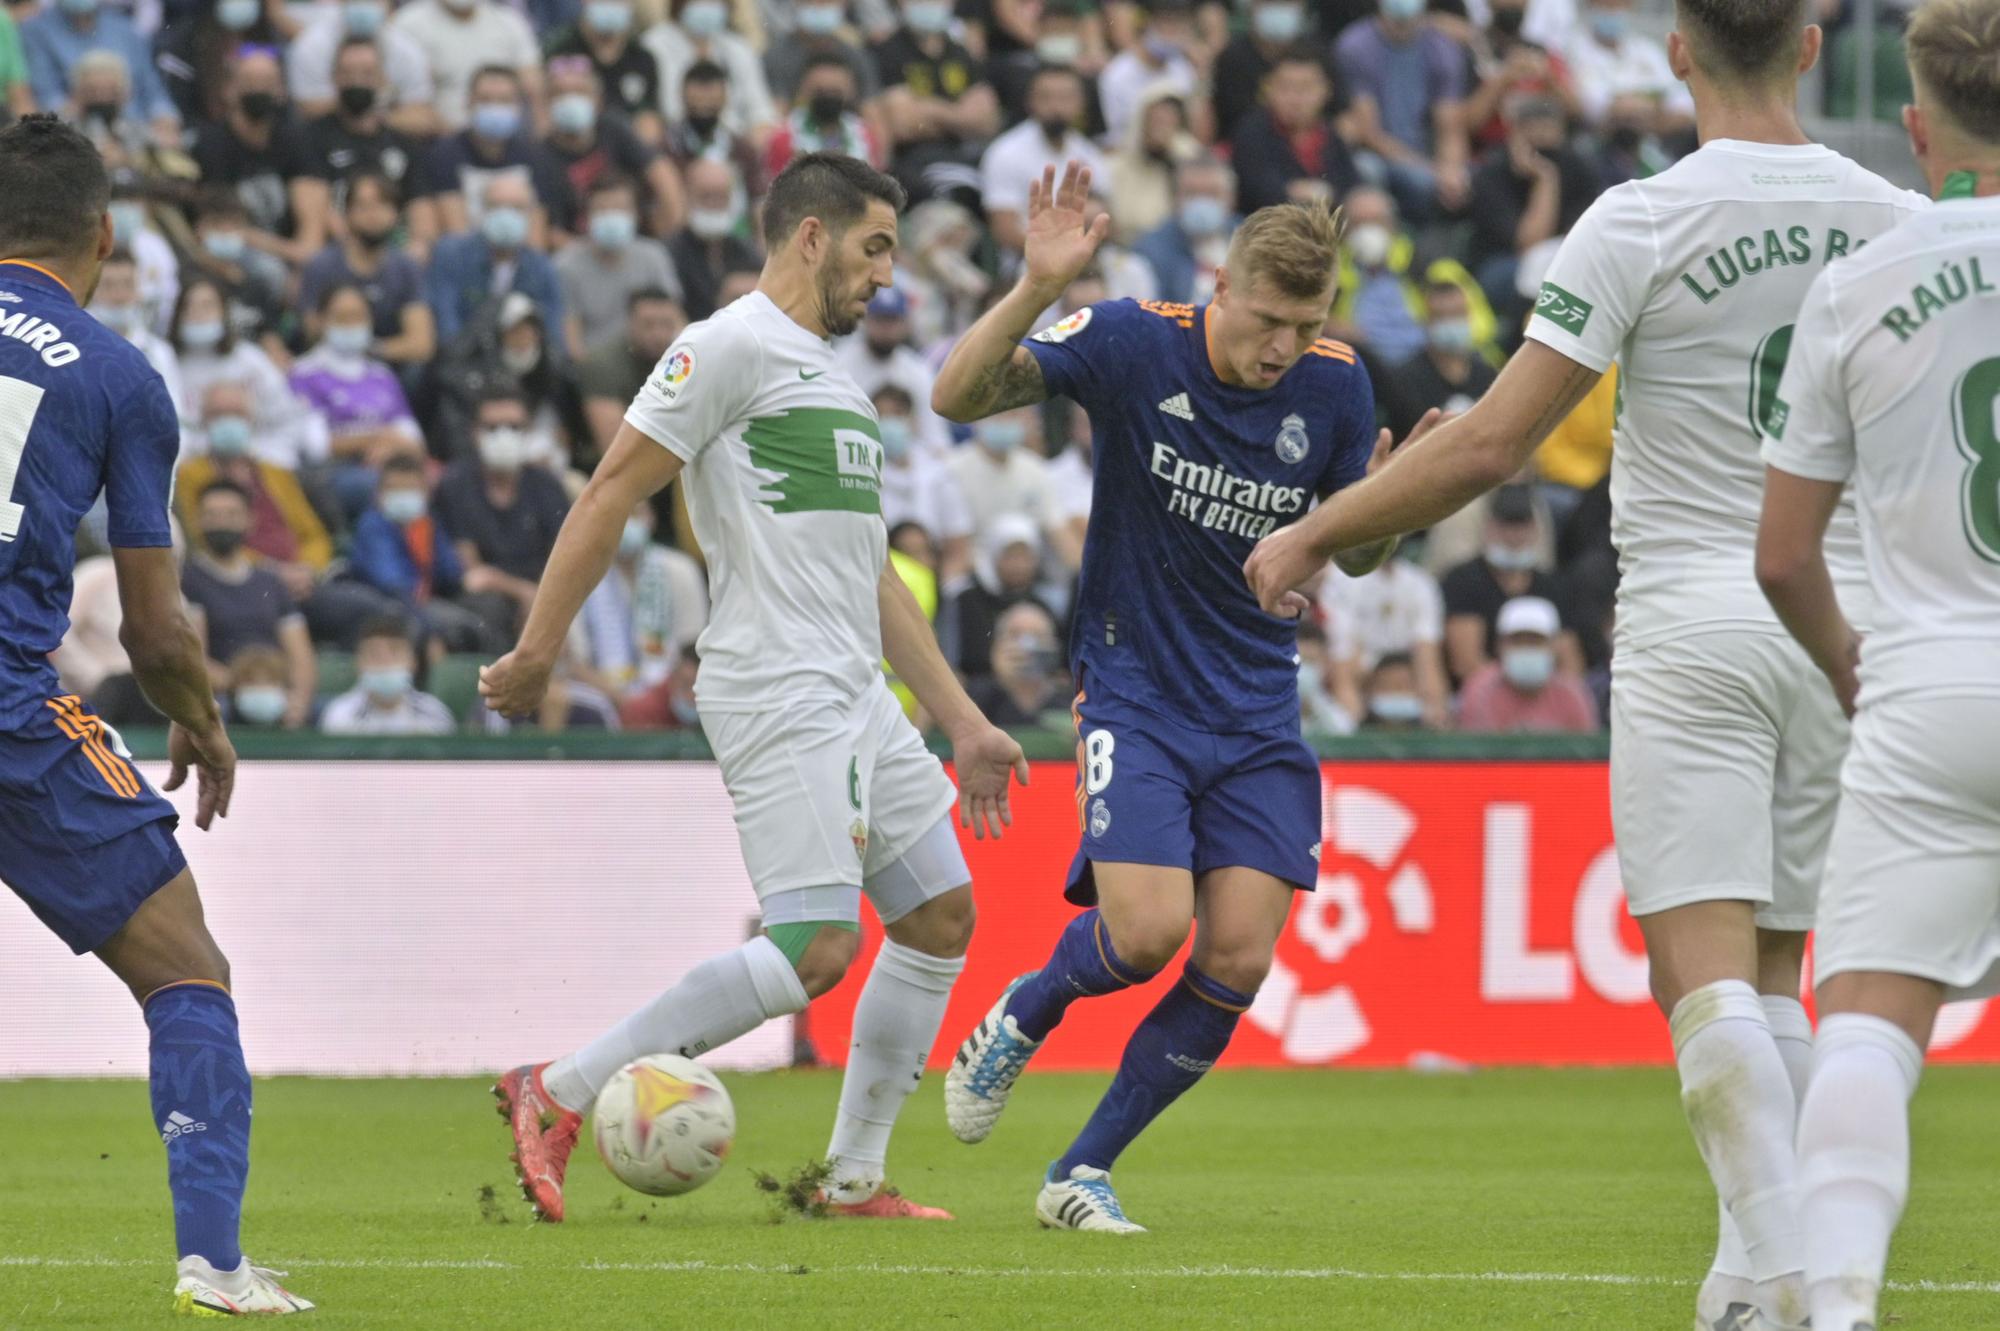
[589,209,637,247]
[670,694,700,724]
[217,0,261,31]
[681,0,728,35]
[207,414,253,456]
[109,201,145,243]
[619,517,651,557]
[1178,195,1227,236]
[471,101,522,140]
[234,685,288,726]
[1381,0,1423,20]
[180,318,224,350]
[203,230,246,262]
[1501,645,1555,690]
[978,420,1025,454]
[551,92,597,135]
[360,666,413,700]
[878,416,912,460]
[903,0,951,33]
[1252,2,1304,39]
[585,0,630,30]
[1427,317,1475,354]
[59,0,100,17]
[380,489,427,524]
[344,0,385,34]
[1589,10,1626,41]
[481,205,529,249]
[797,4,842,33]
[1369,692,1424,723]
[325,323,372,357]
[1485,540,1540,571]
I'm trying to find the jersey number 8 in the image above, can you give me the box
[1955,356,2000,565]
[1083,730,1115,795]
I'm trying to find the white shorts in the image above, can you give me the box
[700,678,963,925]
[1610,630,1848,931]
[1815,695,2000,1000]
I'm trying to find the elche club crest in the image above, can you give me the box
[1274,414,1309,465]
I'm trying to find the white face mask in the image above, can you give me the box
[478,425,529,470]
[687,206,738,239]
[1501,644,1555,690]
[1348,222,1393,268]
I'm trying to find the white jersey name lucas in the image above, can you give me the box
[1522,138,1929,653]
[623,291,890,714]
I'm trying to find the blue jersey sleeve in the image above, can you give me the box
[1021,299,1146,409]
[103,373,180,549]
[1316,358,1378,499]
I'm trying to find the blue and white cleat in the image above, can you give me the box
[944,973,1043,1144]
[173,1256,314,1316]
[1035,1163,1146,1233]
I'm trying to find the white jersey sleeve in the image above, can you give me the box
[624,315,763,463]
[1761,274,1857,483]
[1523,185,1655,373]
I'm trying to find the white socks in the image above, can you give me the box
[1705,994,1816,1314]
[824,940,965,1204]
[1799,1013,1923,1331]
[1672,980,1808,1327]
[544,936,808,1113]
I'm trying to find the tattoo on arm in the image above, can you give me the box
[967,349,1048,416]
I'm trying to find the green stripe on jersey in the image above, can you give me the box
[745,407,884,516]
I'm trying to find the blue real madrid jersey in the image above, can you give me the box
[0,261,179,731]
[1024,299,1375,733]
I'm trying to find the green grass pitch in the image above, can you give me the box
[3,1068,1998,1330]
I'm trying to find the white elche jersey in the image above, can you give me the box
[1762,192,2000,704]
[1523,139,1928,651]
[624,290,888,712]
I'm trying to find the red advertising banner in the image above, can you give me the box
[808,761,2000,1068]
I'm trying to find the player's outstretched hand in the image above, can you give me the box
[479,650,554,721]
[1023,159,1110,296]
[952,723,1031,841]
[1243,524,1325,616]
[164,721,235,832]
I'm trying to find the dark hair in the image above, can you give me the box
[1027,62,1086,95]
[1270,41,1330,72]
[316,280,370,316]
[357,613,416,647]
[101,246,137,271]
[379,454,427,481]
[627,285,678,311]
[344,169,400,211]
[470,63,523,97]
[171,277,237,354]
[199,478,253,507]
[760,151,905,250]
[684,58,729,85]
[587,171,638,202]
[195,186,250,225]
[802,50,857,80]
[475,379,529,413]
[335,34,381,64]
[1296,619,1327,646]
[871,383,914,412]
[1369,650,1415,684]
[1490,483,1536,526]
[1674,0,1807,78]
[0,115,111,262]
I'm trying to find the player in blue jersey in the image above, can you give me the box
[0,117,310,1317]
[932,162,1396,1231]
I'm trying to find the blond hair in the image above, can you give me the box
[1226,202,1343,303]
[1906,0,2000,143]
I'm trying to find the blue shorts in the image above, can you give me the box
[1064,683,1323,904]
[0,696,185,954]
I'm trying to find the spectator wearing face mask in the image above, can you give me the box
[181,480,318,725]
[388,0,542,131]
[1359,651,1430,730]
[871,0,1000,201]
[873,385,972,586]
[661,60,764,196]
[416,66,573,248]
[988,0,1106,130]
[1457,596,1597,733]
[1227,45,1362,214]
[222,644,297,730]
[980,64,1106,255]
[967,600,1068,725]
[618,642,701,730]
[1134,154,1237,304]
[1212,0,1314,137]
[184,190,289,356]
[431,385,572,640]
[299,173,438,372]
[1562,0,1690,133]
[103,181,181,330]
[1099,0,1204,148]
[287,2,441,136]
[559,174,684,356]
[664,155,759,319]
[1377,281,1499,440]
[1322,552,1450,727]
[289,42,429,248]
[1296,620,1357,738]
[1465,94,1598,323]
[188,48,325,267]
[764,0,878,107]
[320,616,458,734]
[289,283,427,517]
[940,513,1065,676]
[172,277,329,470]
[1107,86,1201,245]
[575,501,709,700]
[645,0,779,143]
[426,172,568,349]
[86,249,185,417]
[154,0,291,127]
[545,0,666,147]
[1461,0,1579,150]
[947,406,1063,557]
[1440,484,1582,686]
[22,0,179,147]
[1327,184,1495,371]
[833,287,949,450]
[470,295,591,472]
[542,56,686,240]
[764,50,883,176]
[1334,0,1473,218]
[348,456,501,653]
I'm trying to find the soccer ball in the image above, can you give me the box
[592,1055,736,1196]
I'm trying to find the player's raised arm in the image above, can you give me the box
[931,159,1109,423]
[479,420,684,718]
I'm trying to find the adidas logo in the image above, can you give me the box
[161,1110,208,1143]
[1157,392,1195,421]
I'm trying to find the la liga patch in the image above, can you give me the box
[658,346,697,399]
[1033,307,1093,344]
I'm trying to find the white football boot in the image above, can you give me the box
[173,1256,314,1316]
[944,974,1043,1144]
[1035,1164,1146,1234]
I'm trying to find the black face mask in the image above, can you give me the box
[1037,114,1070,141]
[350,222,395,248]
[1608,124,1642,154]
[807,90,848,124]
[685,111,720,137]
[83,100,120,124]
[202,528,246,558]
[337,85,377,117]
[239,90,281,122]
[1490,7,1525,35]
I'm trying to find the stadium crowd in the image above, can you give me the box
[22,0,1793,736]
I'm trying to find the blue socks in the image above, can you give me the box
[1057,962,1253,1175]
[1003,909,1160,1041]
[145,982,251,1270]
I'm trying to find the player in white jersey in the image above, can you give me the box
[1756,4,2000,1325]
[479,153,1029,1223]
[1243,2,1928,1325]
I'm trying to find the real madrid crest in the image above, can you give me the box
[1275,413,1309,465]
